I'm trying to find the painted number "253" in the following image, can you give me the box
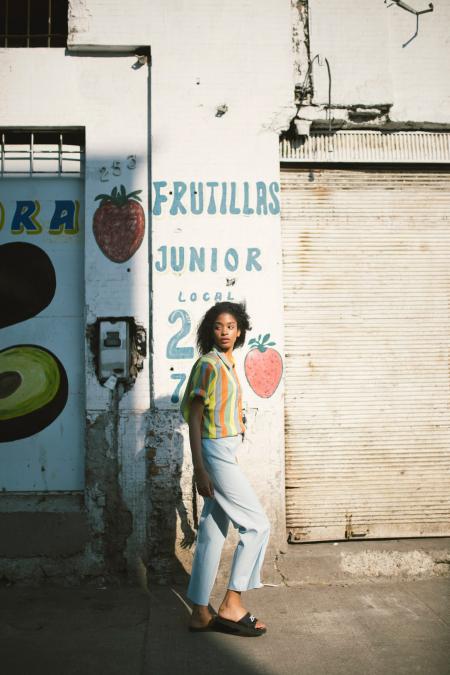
[166,309,194,403]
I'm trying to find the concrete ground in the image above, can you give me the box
[1,539,450,675]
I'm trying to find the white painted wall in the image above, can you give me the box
[68,0,295,570]
[1,0,295,579]
[2,0,448,582]
[0,47,150,576]
[0,49,150,413]
[309,0,450,122]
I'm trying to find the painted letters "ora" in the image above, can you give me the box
[0,200,81,235]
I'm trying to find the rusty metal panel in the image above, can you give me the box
[281,164,450,542]
[280,131,450,163]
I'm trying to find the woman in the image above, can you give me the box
[181,301,270,637]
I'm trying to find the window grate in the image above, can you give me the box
[0,129,84,177]
[0,0,68,48]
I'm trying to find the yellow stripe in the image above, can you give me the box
[206,383,216,437]
[220,360,238,436]
[227,374,237,435]
[204,359,217,437]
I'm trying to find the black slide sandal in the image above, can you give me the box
[214,612,266,637]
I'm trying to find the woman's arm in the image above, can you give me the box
[188,396,214,498]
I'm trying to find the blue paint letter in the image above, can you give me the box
[11,201,42,234]
[206,182,219,214]
[154,246,167,272]
[224,248,239,272]
[211,248,218,272]
[246,248,262,271]
[167,309,194,359]
[219,182,227,215]
[229,182,240,215]
[170,182,187,215]
[256,182,268,215]
[49,200,79,234]
[170,373,187,403]
[189,247,205,272]
[190,182,203,215]
[170,246,185,272]
[242,182,254,215]
[152,181,168,216]
[268,182,280,214]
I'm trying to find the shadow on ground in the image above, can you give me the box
[1,575,450,675]
[148,578,274,675]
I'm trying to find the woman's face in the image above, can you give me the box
[213,312,241,351]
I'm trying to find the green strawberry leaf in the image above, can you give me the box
[247,332,277,352]
[127,189,143,203]
[95,184,145,208]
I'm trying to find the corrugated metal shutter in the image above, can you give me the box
[280,131,450,163]
[281,164,450,542]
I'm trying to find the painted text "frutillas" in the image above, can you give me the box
[152,181,280,216]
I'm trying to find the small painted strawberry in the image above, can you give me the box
[244,333,283,398]
[93,184,145,263]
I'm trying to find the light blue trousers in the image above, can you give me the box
[187,434,270,606]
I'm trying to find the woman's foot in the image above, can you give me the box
[218,590,266,630]
[189,604,215,629]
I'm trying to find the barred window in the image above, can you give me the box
[0,0,68,47]
[0,129,84,177]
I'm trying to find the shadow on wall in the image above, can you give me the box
[146,400,197,587]
[0,138,150,579]
[145,402,271,675]
[146,398,248,590]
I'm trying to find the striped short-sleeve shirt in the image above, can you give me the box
[181,347,245,438]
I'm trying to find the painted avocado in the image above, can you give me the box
[0,345,68,442]
[0,242,56,328]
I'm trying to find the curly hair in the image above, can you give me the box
[196,301,251,355]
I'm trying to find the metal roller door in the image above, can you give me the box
[281,163,450,542]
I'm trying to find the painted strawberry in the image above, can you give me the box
[244,333,283,398]
[93,185,145,263]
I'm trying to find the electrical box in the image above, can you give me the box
[98,320,130,381]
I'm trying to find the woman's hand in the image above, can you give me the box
[188,396,214,498]
[194,467,214,498]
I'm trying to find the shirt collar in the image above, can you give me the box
[212,346,235,370]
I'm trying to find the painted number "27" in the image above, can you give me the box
[166,309,194,403]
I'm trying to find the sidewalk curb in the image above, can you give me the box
[273,537,450,587]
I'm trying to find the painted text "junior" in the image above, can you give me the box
[154,246,262,273]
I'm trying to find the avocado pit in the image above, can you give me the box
[0,371,22,399]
